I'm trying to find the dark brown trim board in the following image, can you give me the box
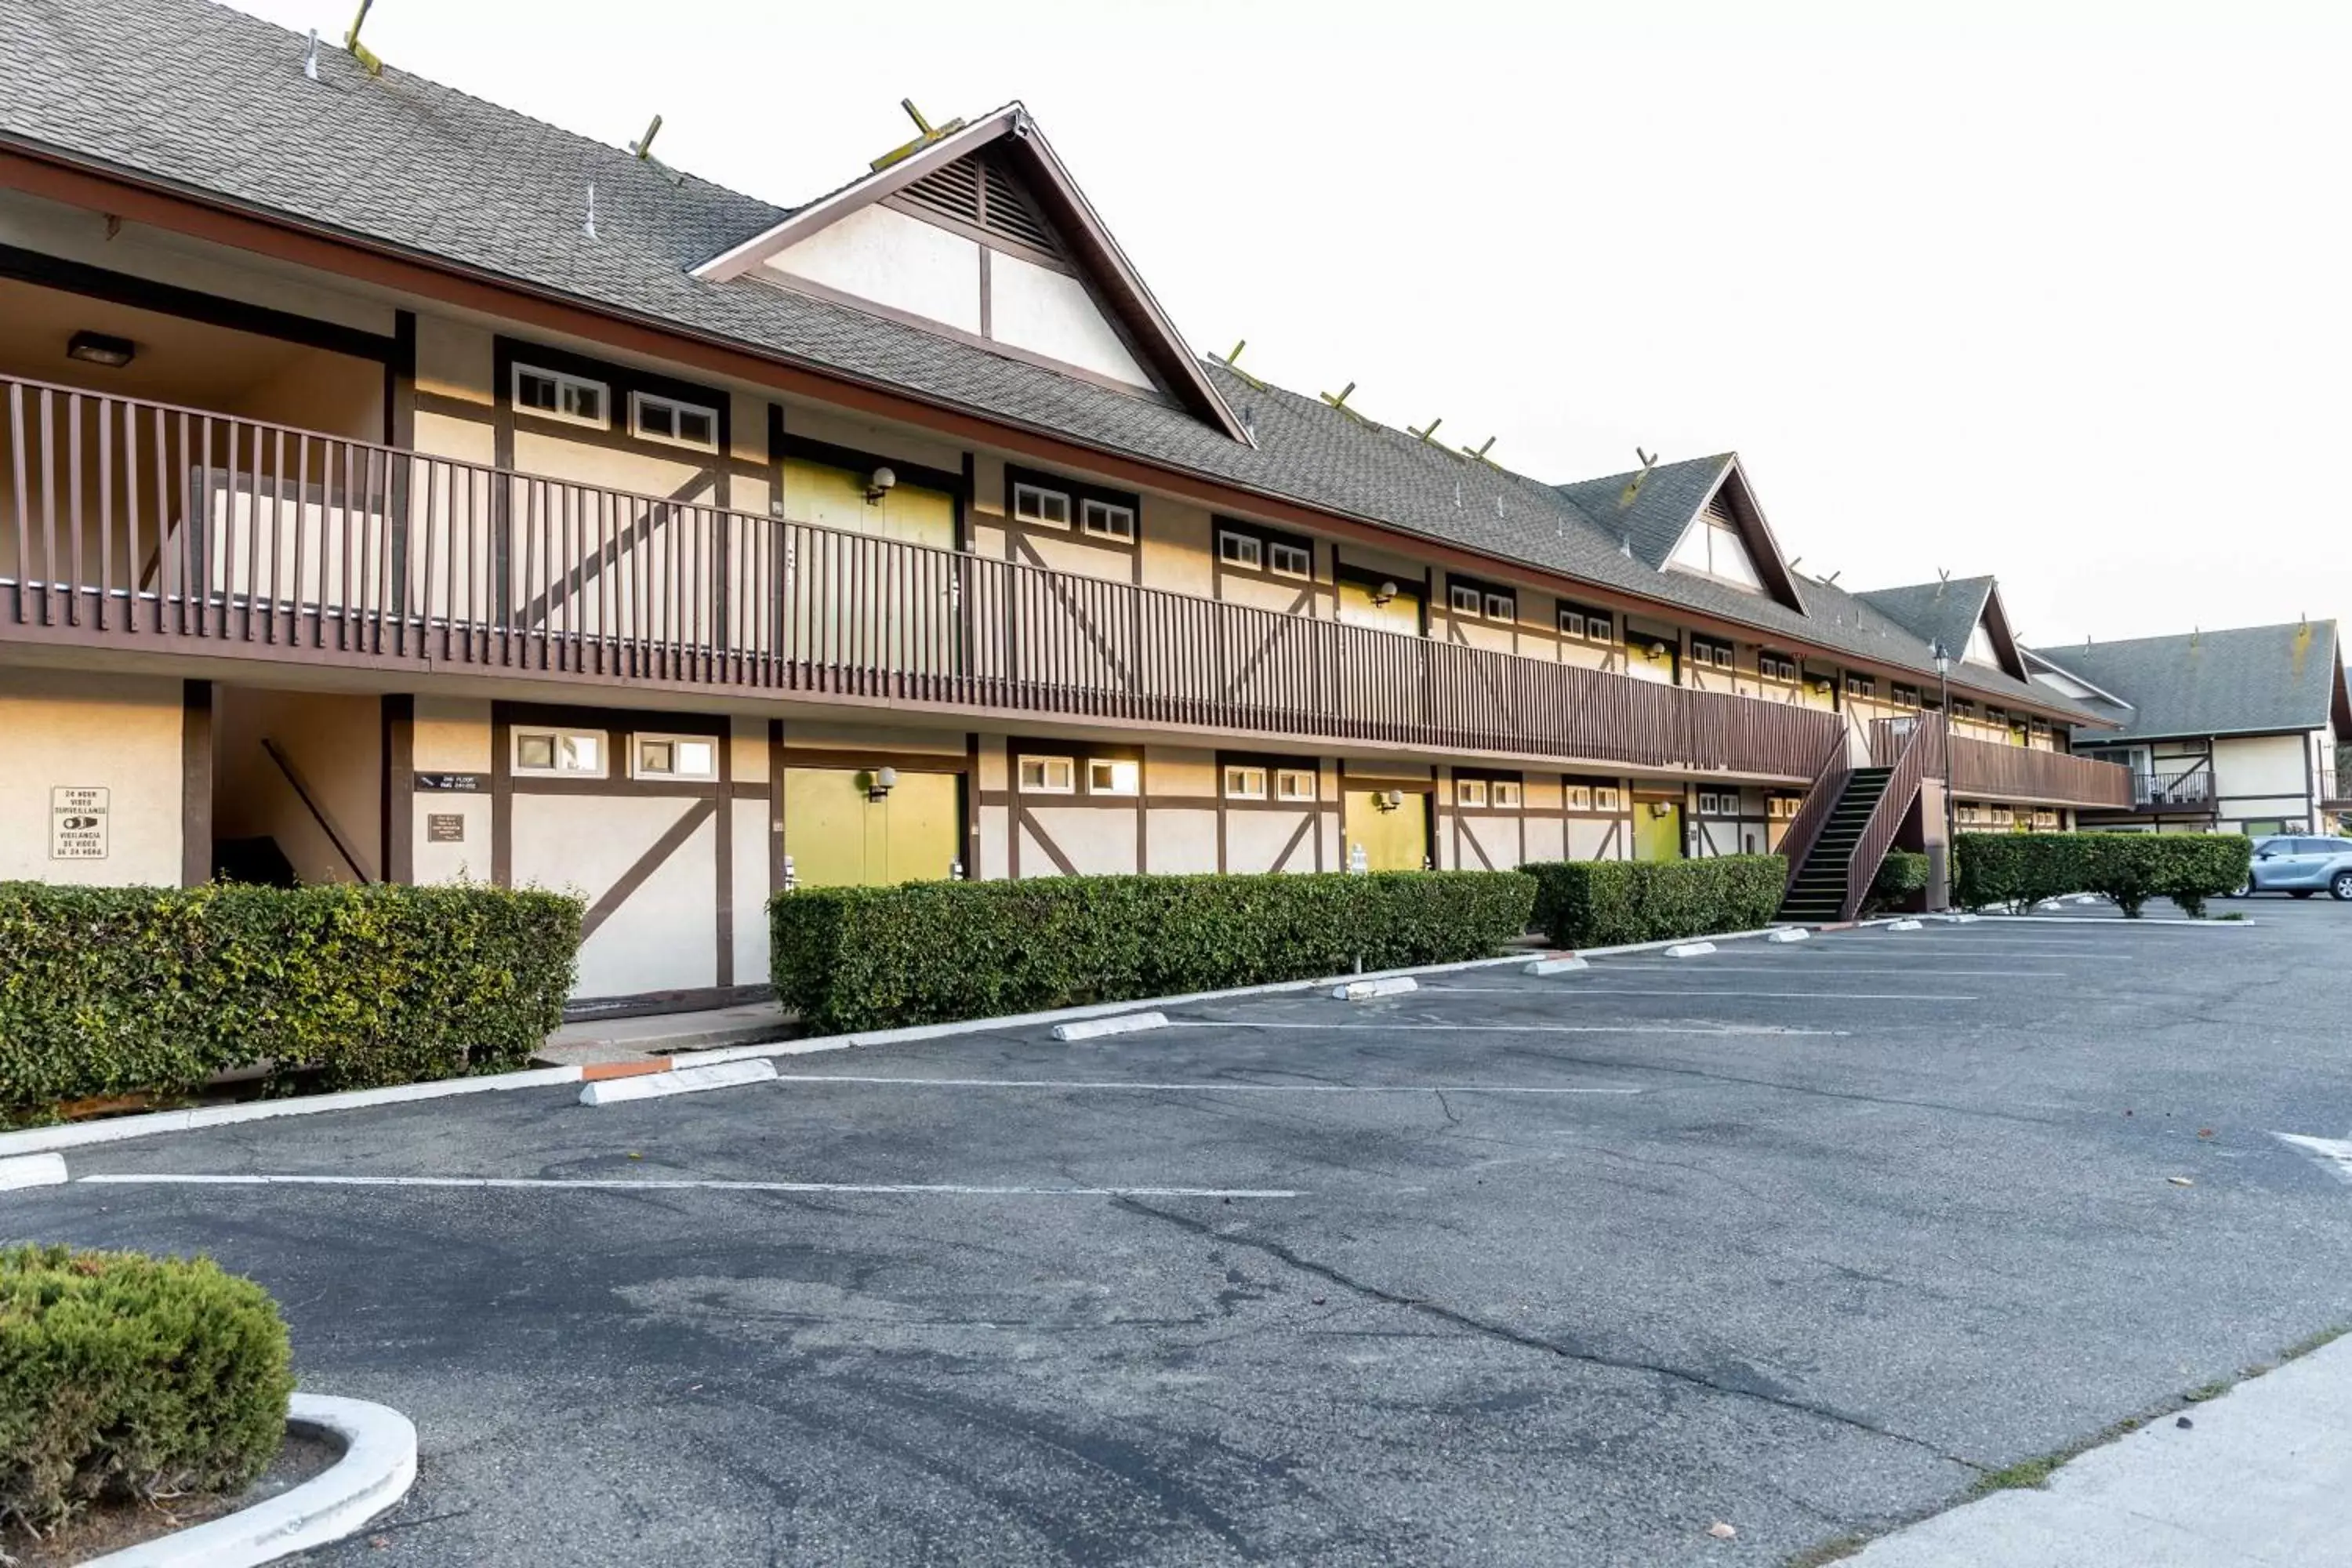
[713,722,734,989]
[180,678,212,887]
[0,240,398,363]
[381,694,414,884]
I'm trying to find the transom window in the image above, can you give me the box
[1891,683,1921,707]
[1079,498,1136,542]
[1593,786,1623,812]
[511,364,607,428]
[630,390,718,452]
[1457,777,1489,807]
[1223,765,1269,800]
[1846,675,1875,699]
[1559,606,1614,643]
[1217,530,1263,570]
[1017,754,1076,793]
[1697,791,1738,815]
[1691,636,1735,670]
[1276,768,1317,801]
[1449,581,1516,622]
[1012,482,1072,528]
[1566,785,1593,811]
[1490,779,1523,808]
[1767,796,1798,819]
[1086,758,1139,796]
[632,733,716,780]
[513,728,604,776]
[1268,542,1312,579]
[1759,652,1798,682]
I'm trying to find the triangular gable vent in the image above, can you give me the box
[1668,492,1766,592]
[898,152,1063,258]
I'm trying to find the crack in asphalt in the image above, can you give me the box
[1115,1198,1988,1476]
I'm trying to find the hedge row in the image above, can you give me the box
[0,883,582,1116]
[1868,850,1933,914]
[1522,855,1788,949]
[771,871,1537,1033]
[1955,832,2252,917]
[2,1246,294,1534]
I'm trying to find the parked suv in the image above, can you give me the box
[2236,835,2352,900]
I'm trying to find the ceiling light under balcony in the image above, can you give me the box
[67,331,136,368]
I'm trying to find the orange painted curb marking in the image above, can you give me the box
[579,1060,673,1083]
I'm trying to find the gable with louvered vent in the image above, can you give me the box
[757,149,1151,391]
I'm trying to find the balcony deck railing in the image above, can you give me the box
[0,375,1846,779]
[2129,768,2215,812]
[1944,735,2133,809]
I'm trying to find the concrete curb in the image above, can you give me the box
[82,1393,416,1568]
[579,1058,778,1106]
[0,918,1842,1158]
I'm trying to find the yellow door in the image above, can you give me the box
[1634,800,1683,861]
[1624,633,1678,685]
[1799,671,1838,711]
[779,459,958,674]
[785,768,961,888]
[780,458,956,549]
[1345,789,1429,871]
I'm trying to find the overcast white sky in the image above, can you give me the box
[229,0,2352,648]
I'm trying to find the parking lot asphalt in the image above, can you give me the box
[9,898,2352,1566]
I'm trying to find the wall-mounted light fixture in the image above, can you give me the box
[1374,787,1404,813]
[864,466,897,504]
[1370,579,1400,608]
[67,331,136,368]
[1650,800,1674,818]
[865,765,898,802]
[1649,640,1671,660]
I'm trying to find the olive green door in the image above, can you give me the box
[1345,790,1430,871]
[784,768,961,888]
[1633,800,1683,862]
[779,458,958,676]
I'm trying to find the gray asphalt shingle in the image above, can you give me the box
[2024,622,2347,742]
[0,0,2099,720]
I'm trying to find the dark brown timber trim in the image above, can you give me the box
[581,798,719,942]
[381,694,414,884]
[180,678,211,887]
[713,724,734,989]
[0,240,397,361]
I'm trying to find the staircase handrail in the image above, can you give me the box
[1778,727,1855,900]
[1839,711,1945,920]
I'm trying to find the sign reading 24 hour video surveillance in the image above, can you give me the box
[50,786,108,860]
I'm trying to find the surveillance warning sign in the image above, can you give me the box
[49,786,109,860]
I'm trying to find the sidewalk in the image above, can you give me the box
[1848,1333,2352,1566]
[538,1000,793,1066]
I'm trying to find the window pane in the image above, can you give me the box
[677,409,714,447]
[517,373,557,412]
[567,385,601,423]
[517,733,556,769]
[677,740,713,776]
[1485,593,1512,620]
[561,735,599,771]
[640,739,675,775]
[639,401,674,437]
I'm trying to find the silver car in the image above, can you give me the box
[2237,835,2352,900]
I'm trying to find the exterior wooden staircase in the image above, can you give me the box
[1776,714,1947,924]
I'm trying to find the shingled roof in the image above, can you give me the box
[2024,622,2351,744]
[0,0,2102,723]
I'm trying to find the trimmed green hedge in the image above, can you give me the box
[1867,850,1933,915]
[1522,855,1788,949]
[0,882,582,1116]
[2,1246,294,1534]
[1955,833,2252,917]
[771,871,1537,1033]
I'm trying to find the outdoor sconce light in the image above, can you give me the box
[1649,640,1671,660]
[1650,800,1673,818]
[67,330,136,368]
[866,765,898,802]
[1374,788,1405,812]
[1371,579,1400,607]
[865,466,897,503]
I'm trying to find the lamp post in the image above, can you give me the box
[1933,641,1957,906]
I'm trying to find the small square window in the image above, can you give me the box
[1595,787,1621,812]
[1566,785,1592,811]
[1484,592,1515,622]
[1080,499,1136,542]
[633,734,716,780]
[1014,484,1073,528]
[1561,611,1586,639]
[630,391,720,452]
[1846,675,1875,698]
[1449,584,1483,616]
[513,728,604,776]
[1276,768,1317,801]
[1892,684,1920,707]
[1224,765,1269,800]
[1491,779,1523,808]
[1087,758,1139,796]
[1018,755,1076,793]
[1268,542,1312,579]
[1218,532,1263,570]
[1715,646,1734,670]
[1697,793,1717,815]
[1588,614,1613,641]
[512,364,608,429]
[1457,778,1489,807]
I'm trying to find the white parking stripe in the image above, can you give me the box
[1156,1022,1847,1036]
[1544,989,1979,1000]
[1479,966,2070,978]
[764,1073,1646,1094]
[77,1174,1303,1199]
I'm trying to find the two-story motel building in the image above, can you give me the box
[0,0,2138,1008]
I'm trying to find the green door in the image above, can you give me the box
[779,459,958,677]
[1345,789,1430,871]
[1634,800,1683,862]
[784,768,961,888]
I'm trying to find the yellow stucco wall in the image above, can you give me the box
[0,667,183,885]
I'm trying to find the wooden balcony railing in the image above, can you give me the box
[0,375,1850,778]
[1945,735,2133,809]
[2129,768,2215,812]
